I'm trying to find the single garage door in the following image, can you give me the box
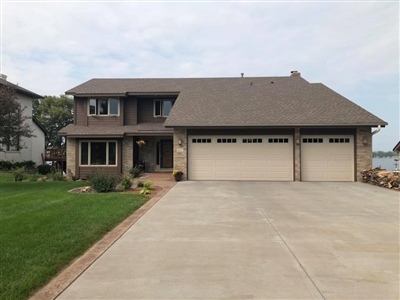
[188,135,293,181]
[301,135,354,181]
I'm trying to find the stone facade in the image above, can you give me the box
[66,137,76,180]
[356,127,372,182]
[294,128,301,181]
[173,129,187,180]
[122,137,133,173]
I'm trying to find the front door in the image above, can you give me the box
[160,140,173,168]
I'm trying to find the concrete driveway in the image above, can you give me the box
[58,182,399,300]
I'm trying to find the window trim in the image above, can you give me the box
[87,98,120,116]
[79,140,118,167]
[154,99,175,117]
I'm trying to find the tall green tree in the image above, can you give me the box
[0,85,35,150]
[33,95,73,148]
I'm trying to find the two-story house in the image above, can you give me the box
[0,74,47,166]
[60,71,387,182]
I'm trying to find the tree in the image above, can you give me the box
[0,85,35,150]
[33,95,73,148]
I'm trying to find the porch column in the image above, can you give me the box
[66,137,76,180]
[356,127,372,182]
[122,136,133,173]
[294,128,301,181]
[173,128,187,180]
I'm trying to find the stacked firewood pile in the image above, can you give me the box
[361,168,400,190]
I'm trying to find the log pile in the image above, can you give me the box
[361,168,400,190]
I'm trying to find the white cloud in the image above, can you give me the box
[1,1,398,150]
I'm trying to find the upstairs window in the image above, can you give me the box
[89,98,119,116]
[154,99,175,117]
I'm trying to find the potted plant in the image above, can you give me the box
[136,140,147,147]
[172,170,183,182]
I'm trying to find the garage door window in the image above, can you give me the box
[217,138,237,143]
[192,138,212,143]
[242,138,262,143]
[268,138,289,143]
[303,138,323,143]
[329,138,350,143]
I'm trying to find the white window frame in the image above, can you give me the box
[154,99,175,117]
[79,140,118,166]
[88,98,120,116]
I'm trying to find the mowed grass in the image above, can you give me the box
[0,172,149,300]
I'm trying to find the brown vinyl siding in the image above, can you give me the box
[75,98,87,126]
[124,97,138,125]
[137,99,165,123]
[88,116,121,126]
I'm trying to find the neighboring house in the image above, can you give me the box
[393,141,400,153]
[0,74,47,166]
[60,71,387,182]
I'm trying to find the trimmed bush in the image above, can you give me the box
[120,175,133,191]
[87,172,117,193]
[37,164,52,175]
[0,161,14,171]
[13,168,26,182]
[143,181,153,190]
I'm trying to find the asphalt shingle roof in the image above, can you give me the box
[0,78,43,99]
[65,75,387,128]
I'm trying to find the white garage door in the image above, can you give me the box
[301,135,354,181]
[188,135,293,181]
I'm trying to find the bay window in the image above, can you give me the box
[80,141,117,166]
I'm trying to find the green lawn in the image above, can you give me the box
[0,172,148,300]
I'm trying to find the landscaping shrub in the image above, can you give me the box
[13,168,26,181]
[29,173,42,182]
[137,181,144,188]
[37,164,52,175]
[0,160,14,171]
[51,172,65,181]
[87,172,117,193]
[120,175,133,191]
[143,181,153,190]
[128,165,143,178]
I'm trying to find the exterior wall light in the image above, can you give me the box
[178,139,182,145]
[362,137,368,145]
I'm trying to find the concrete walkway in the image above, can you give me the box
[58,181,399,299]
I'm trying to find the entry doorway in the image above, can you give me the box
[160,140,173,168]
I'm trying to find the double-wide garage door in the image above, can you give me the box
[188,135,293,181]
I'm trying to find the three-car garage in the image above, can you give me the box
[187,133,355,182]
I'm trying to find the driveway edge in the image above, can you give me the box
[29,184,175,300]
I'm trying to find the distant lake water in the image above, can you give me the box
[373,157,399,171]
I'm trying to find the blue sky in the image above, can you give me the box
[1,1,398,151]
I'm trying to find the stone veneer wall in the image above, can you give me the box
[122,137,133,173]
[356,127,372,182]
[66,137,76,180]
[294,128,301,181]
[173,129,187,180]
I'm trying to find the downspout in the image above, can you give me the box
[372,125,381,135]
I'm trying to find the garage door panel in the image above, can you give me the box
[189,135,293,181]
[301,135,354,182]
[215,171,240,180]
[240,171,265,180]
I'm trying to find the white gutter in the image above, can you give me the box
[372,125,381,135]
